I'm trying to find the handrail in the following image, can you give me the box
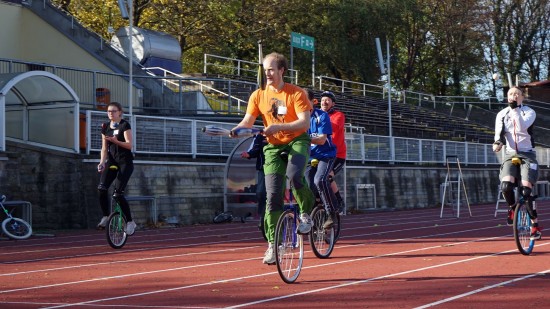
[82,110,550,167]
[143,66,249,112]
[204,53,299,85]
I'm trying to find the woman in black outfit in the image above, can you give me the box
[96,102,136,235]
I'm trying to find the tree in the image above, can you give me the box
[487,0,550,85]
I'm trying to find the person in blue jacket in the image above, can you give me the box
[305,89,338,228]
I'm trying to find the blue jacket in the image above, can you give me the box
[308,109,336,159]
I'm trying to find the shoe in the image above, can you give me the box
[297,213,313,234]
[125,221,136,236]
[323,213,334,229]
[97,216,109,229]
[263,243,275,264]
[530,226,542,240]
[506,208,514,226]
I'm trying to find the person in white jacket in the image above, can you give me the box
[493,86,541,240]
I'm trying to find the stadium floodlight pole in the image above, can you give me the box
[128,0,133,116]
[376,37,394,162]
[117,0,132,115]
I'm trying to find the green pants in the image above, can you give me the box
[263,133,315,243]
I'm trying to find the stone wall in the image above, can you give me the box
[1,141,548,230]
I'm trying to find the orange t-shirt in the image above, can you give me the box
[246,83,311,145]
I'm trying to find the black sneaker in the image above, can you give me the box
[506,208,514,226]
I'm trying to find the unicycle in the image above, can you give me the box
[0,195,32,240]
[274,200,304,284]
[513,198,535,255]
[106,199,128,249]
[309,205,337,258]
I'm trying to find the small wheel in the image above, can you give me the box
[275,210,303,284]
[2,217,32,240]
[106,212,128,249]
[513,203,534,255]
[309,206,335,259]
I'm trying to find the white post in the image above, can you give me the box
[127,0,133,116]
[387,40,394,162]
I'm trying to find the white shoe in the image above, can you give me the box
[125,221,136,236]
[262,243,275,264]
[97,216,109,229]
[297,213,312,234]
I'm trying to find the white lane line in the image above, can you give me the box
[0,211,506,268]
[0,218,503,277]
[38,237,550,309]
[0,205,502,256]
[225,242,550,308]
[414,269,550,308]
[0,245,260,277]
[1,300,216,309]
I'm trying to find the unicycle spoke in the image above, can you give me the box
[106,212,128,249]
[513,203,534,255]
[2,217,32,240]
[309,206,335,259]
[275,210,303,284]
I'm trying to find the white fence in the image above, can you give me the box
[86,111,550,167]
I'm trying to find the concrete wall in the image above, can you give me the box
[0,1,23,59]
[2,141,548,231]
[0,1,112,71]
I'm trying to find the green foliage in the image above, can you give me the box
[50,0,549,97]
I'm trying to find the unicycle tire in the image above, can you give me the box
[1,217,32,240]
[106,212,128,249]
[334,212,341,242]
[309,206,335,259]
[275,210,303,284]
[513,203,534,255]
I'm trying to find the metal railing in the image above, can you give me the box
[85,111,550,167]
[203,54,299,85]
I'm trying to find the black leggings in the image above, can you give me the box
[97,161,134,221]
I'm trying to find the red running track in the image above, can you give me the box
[0,202,549,308]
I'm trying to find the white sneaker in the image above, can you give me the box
[262,243,275,264]
[125,221,136,236]
[297,213,312,234]
[97,216,109,229]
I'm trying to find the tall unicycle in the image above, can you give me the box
[274,209,303,284]
[309,206,335,258]
[513,202,535,255]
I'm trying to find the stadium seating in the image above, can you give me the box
[312,90,494,143]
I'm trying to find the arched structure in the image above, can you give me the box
[224,136,257,217]
[0,71,80,152]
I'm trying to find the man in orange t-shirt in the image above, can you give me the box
[232,52,315,264]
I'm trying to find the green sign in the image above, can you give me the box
[291,32,314,52]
